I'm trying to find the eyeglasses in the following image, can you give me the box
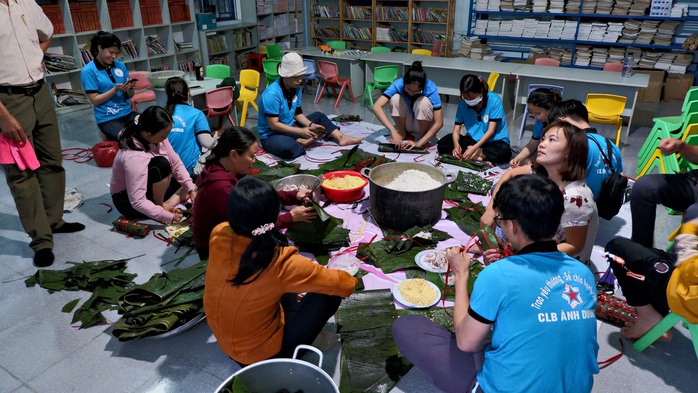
[493,215,512,227]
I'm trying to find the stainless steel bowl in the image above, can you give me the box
[272,174,321,196]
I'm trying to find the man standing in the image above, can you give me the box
[0,0,84,267]
[393,175,599,393]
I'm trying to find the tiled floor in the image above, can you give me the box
[0,78,695,393]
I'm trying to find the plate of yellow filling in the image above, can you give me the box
[392,278,441,308]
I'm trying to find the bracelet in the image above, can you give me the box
[308,122,313,127]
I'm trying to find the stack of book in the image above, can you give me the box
[549,0,566,13]
[312,5,339,18]
[174,40,193,52]
[168,0,190,23]
[574,45,593,66]
[344,24,372,40]
[43,53,77,74]
[40,4,65,34]
[629,0,651,15]
[671,2,688,16]
[139,0,162,25]
[118,39,139,60]
[70,1,100,32]
[474,0,489,11]
[458,37,480,57]
[146,36,167,56]
[596,0,615,14]
[612,0,632,14]
[532,0,548,12]
[256,0,272,14]
[108,0,133,28]
[581,0,597,13]
[654,20,680,46]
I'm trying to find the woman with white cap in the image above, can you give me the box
[257,52,363,160]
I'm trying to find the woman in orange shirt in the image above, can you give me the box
[204,176,357,365]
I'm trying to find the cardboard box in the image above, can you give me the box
[195,13,216,30]
[635,69,666,103]
[664,73,694,101]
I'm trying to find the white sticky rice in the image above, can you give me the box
[382,169,441,192]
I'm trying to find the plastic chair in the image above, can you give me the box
[362,65,399,108]
[204,86,236,129]
[487,72,500,92]
[518,84,564,140]
[128,71,156,111]
[412,49,432,56]
[262,59,281,87]
[371,46,391,53]
[302,59,319,95]
[586,93,627,146]
[602,62,624,72]
[236,69,260,127]
[246,53,264,73]
[326,40,346,51]
[633,312,698,361]
[638,108,698,169]
[265,44,282,60]
[205,64,230,79]
[534,58,561,67]
[315,60,355,108]
[432,39,444,57]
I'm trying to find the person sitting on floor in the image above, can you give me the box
[436,74,511,165]
[257,52,362,160]
[481,122,598,264]
[205,176,357,366]
[192,126,316,260]
[110,106,197,225]
[548,99,623,201]
[510,87,562,167]
[605,221,698,339]
[372,60,443,150]
[164,76,216,178]
[629,137,698,248]
[393,175,599,393]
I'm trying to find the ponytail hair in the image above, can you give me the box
[90,31,121,58]
[403,61,427,89]
[165,77,190,115]
[206,126,258,166]
[228,176,289,286]
[118,106,173,152]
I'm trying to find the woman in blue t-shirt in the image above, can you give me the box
[510,88,562,167]
[80,31,138,141]
[436,74,511,165]
[164,77,215,177]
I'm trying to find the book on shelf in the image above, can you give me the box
[375,6,408,21]
[40,4,65,34]
[44,53,78,74]
[146,36,168,56]
[174,40,194,51]
[108,0,134,29]
[168,0,191,23]
[343,24,372,40]
[345,5,371,19]
[206,33,229,54]
[50,83,89,107]
[79,42,94,66]
[312,25,340,39]
[69,1,100,32]
[139,0,163,25]
[312,5,339,18]
[118,39,139,60]
[178,60,195,73]
[412,7,447,23]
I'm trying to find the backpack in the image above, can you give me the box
[589,136,628,220]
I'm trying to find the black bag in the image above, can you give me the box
[589,136,628,220]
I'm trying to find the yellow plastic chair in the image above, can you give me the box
[412,49,432,56]
[236,69,260,127]
[205,64,230,79]
[487,72,500,91]
[586,93,627,146]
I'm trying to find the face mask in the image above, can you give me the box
[465,96,483,107]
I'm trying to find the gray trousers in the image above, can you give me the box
[1,82,65,251]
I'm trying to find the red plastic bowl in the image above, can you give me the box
[91,141,119,167]
[320,170,368,203]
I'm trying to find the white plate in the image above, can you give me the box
[414,250,448,273]
[392,279,441,309]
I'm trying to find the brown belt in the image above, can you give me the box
[0,79,44,96]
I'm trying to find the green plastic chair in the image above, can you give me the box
[637,148,680,177]
[262,59,281,87]
[205,64,230,79]
[633,312,698,361]
[326,40,346,51]
[371,46,391,53]
[638,109,698,170]
[266,44,282,60]
[362,65,399,108]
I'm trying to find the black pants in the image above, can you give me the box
[437,133,512,165]
[605,237,675,315]
[112,156,179,220]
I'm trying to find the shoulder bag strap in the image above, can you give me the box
[587,135,616,174]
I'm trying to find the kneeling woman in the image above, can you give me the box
[205,177,357,365]
[110,106,197,224]
[257,52,362,160]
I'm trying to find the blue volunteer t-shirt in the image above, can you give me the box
[382,78,442,119]
[80,60,134,124]
[257,79,303,140]
[167,104,211,174]
[455,91,509,144]
[531,120,545,140]
[586,133,623,200]
[471,248,599,393]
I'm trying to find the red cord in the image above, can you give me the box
[62,148,93,163]
[598,338,624,369]
[100,202,113,213]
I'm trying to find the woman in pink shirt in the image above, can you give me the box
[110,106,197,224]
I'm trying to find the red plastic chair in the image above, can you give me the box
[315,60,354,108]
[534,58,561,67]
[432,39,445,57]
[128,71,156,111]
[204,86,236,129]
[603,62,624,72]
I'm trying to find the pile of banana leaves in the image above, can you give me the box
[251,160,300,183]
[445,170,493,198]
[284,202,350,255]
[300,145,393,177]
[445,201,487,236]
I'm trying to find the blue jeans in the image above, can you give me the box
[260,111,339,159]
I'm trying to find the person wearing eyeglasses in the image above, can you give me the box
[510,88,562,167]
[436,74,511,165]
[372,61,443,150]
[392,175,599,393]
[481,122,598,265]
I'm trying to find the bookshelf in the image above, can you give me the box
[39,0,201,114]
[256,0,306,52]
[310,0,455,56]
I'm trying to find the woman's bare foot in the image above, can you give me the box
[620,305,672,340]
[297,137,317,148]
[331,131,363,146]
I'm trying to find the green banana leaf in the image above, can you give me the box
[251,160,300,183]
[119,260,207,306]
[437,155,491,172]
[24,258,136,292]
[382,226,452,254]
[445,203,486,236]
[284,202,350,254]
[378,143,428,154]
[446,170,493,196]
[300,145,394,177]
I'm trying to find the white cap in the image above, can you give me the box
[278,52,308,78]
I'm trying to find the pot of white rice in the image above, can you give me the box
[361,163,454,231]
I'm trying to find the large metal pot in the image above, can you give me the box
[214,345,339,393]
[361,162,454,231]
